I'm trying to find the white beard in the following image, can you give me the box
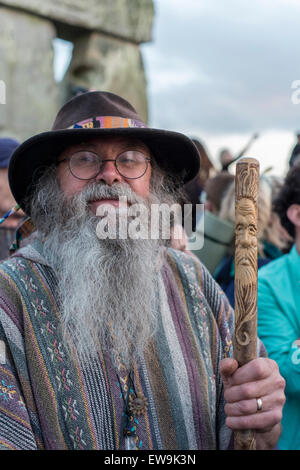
[39,180,167,368]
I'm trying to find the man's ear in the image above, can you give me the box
[287,204,300,228]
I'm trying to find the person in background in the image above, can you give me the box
[184,138,215,206]
[0,138,21,260]
[188,172,235,274]
[219,133,259,172]
[262,175,293,258]
[219,148,234,172]
[258,163,300,450]
[183,138,215,231]
[289,132,300,168]
[203,172,235,215]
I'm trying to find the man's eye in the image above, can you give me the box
[119,156,136,166]
[76,153,96,165]
[118,151,146,165]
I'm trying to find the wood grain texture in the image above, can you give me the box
[234,158,260,450]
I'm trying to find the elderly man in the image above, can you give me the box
[0,91,284,450]
[258,163,300,450]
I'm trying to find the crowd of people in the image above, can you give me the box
[0,89,298,450]
[183,134,300,450]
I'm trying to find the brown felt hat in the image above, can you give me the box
[8,91,200,211]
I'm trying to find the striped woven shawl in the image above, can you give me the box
[0,238,238,450]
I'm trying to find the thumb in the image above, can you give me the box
[220,358,239,387]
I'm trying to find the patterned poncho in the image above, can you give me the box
[0,239,237,450]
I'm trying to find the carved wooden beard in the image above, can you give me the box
[235,247,257,287]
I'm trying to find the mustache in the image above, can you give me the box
[75,182,147,207]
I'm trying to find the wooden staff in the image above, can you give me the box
[233,158,260,450]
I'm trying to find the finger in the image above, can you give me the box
[224,392,281,417]
[224,376,276,403]
[220,358,239,386]
[227,358,277,386]
[224,367,285,403]
[225,408,282,431]
[225,397,264,417]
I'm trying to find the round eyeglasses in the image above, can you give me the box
[57,150,151,180]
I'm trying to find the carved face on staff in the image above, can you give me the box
[235,197,257,287]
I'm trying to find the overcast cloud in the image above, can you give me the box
[142,0,300,136]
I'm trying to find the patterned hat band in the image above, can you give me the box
[67,116,147,130]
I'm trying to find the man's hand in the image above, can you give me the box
[220,357,286,449]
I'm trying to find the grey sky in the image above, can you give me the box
[142,0,300,135]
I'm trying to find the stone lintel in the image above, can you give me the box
[0,0,154,44]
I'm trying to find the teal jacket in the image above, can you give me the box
[258,245,300,450]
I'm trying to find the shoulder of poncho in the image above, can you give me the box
[0,255,52,299]
[0,255,56,340]
[0,258,29,336]
[165,248,233,326]
[165,248,218,294]
[0,255,37,277]
[165,247,203,274]
[0,256,28,290]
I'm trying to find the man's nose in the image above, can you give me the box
[94,160,123,185]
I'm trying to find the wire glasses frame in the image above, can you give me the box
[57,150,151,180]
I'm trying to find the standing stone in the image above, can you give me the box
[63,33,149,121]
[0,6,59,141]
[0,1,154,140]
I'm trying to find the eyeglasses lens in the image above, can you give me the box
[69,151,148,179]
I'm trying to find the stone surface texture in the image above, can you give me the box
[63,32,149,121]
[0,6,59,141]
[0,0,154,42]
[0,1,154,141]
